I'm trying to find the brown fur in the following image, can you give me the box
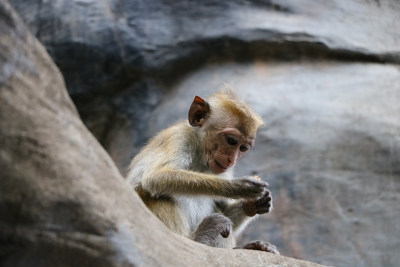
[126,91,276,252]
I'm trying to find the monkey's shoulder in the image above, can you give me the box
[130,123,200,170]
[149,123,194,146]
[146,123,201,155]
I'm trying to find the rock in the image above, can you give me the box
[8,0,400,266]
[9,1,400,171]
[0,1,323,266]
[148,62,400,266]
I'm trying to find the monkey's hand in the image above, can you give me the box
[242,240,280,255]
[242,189,272,217]
[227,177,268,199]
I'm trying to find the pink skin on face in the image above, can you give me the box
[207,128,254,174]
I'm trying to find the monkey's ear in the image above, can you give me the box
[188,96,210,127]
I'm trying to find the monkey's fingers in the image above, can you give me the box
[241,176,269,187]
[256,190,270,201]
[261,189,270,197]
[252,179,269,188]
[255,196,272,214]
[255,205,270,212]
[259,242,279,255]
[243,241,280,255]
[232,177,269,199]
[255,196,272,207]
[244,191,264,200]
[242,242,258,250]
[256,207,271,214]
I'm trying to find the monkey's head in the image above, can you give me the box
[188,91,264,174]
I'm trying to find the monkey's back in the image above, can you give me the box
[126,122,197,187]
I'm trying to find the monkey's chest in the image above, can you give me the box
[175,196,215,232]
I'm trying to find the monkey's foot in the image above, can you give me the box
[242,240,280,255]
[193,213,233,247]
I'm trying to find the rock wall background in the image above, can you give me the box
[7,0,400,266]
[0,1,321,266]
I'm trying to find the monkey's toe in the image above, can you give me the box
[220,227,230,238]
[243,240,280,255]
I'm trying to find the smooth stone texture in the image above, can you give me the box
[8,0,400,266]
[0,1,324,266]
[144,61,400,266]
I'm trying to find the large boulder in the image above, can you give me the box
[8,0,400,266]
[0,1,323,266]
[148,62,400,267]
[9,0,400,170]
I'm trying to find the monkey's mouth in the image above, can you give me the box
[214,160,227,172]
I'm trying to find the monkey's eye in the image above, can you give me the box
[226,136,239,146]
[240,145,250,152]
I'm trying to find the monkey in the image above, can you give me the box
[126,90,279,254]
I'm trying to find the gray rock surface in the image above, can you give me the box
[9,0,400,169]
[7,0,400,266]
[0,1,323,266]
[149,62,400,267]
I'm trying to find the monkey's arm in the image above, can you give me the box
[215,200,251,234]
[216,189,272,233]
[141,168,267,199]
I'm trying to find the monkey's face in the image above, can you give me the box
[205,127,254,174]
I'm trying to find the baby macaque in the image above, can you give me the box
[127,90,279,254]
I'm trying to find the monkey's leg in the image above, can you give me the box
[240,240,280,255]
[215,200,251,233]
[192,213,233,247]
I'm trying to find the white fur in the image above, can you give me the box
[175,196,215,232]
